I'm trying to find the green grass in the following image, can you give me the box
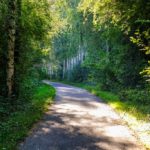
[0,83,55,150]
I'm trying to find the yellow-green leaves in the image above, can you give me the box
[130,28,150,81]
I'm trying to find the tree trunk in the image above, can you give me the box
[7,0,17,97]
[14,0,22,96]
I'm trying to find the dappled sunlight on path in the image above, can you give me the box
[19,81,145,150]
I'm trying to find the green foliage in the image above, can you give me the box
[43,0,88,81]
[0,1,54,147]
[83,29,145,90]
[77,0,149,90]
[141,61,150,82]
[0,0,52,96]
[69,65,88,82]
[119,89,150,105]
[15,0,52,95]
[41,0,149,93]
[0,0,149,148]
[0,83,55,150]
[130,27,150,81]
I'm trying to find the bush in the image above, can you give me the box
[119,89,150,105]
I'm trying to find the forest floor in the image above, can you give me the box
[19,81,145,150]
[0,83,55,150]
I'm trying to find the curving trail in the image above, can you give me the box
[19,81,145,150]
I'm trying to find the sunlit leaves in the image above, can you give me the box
[78,0,150,83]
[21,0,51,41]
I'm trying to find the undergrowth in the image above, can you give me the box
[0,83,55,150]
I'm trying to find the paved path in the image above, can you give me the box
[19,81,145,150]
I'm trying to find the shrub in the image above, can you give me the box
[119,89,150,105]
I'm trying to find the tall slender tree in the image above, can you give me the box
[14,0,22,96]
[6,0,17,97]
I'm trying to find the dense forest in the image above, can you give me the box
[45,0,150,104]
[0,0,150,149]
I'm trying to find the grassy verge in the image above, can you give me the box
[0,83,55,150]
